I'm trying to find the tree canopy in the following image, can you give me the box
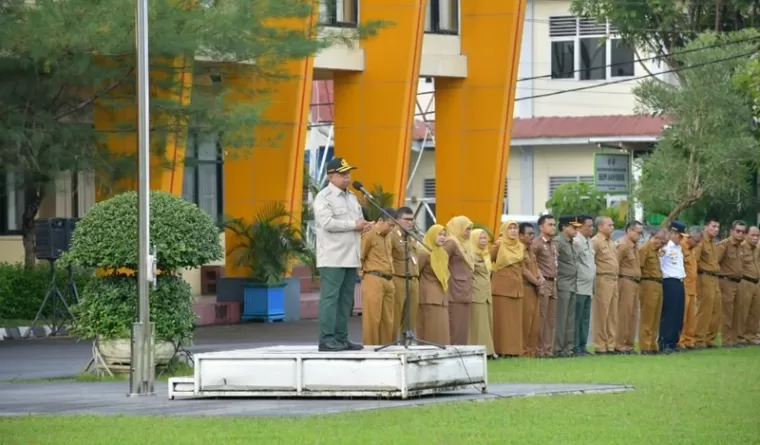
[634,30,760,226]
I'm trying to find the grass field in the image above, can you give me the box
[1,347,759,445]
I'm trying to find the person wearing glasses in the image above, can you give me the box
[388,207,420,337]
[716,220,748,347]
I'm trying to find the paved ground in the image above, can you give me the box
[0,381,632,417]
[0,318,363,381]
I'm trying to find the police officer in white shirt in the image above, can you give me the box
[659,220,687,353]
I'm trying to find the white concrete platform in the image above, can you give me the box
[169,345,488,400]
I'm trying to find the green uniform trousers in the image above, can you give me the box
[318,267,358,344]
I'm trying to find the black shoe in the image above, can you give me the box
[342,340,364,351]
[664,348,676,354]
[318,341,348,352]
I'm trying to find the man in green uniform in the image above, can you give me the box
[554,216,582,357]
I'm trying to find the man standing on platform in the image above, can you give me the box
[659,221,687,353]
[739,226,760,345]
[615,220,643,354]
[532,215,558,358]
[679,226,703,350]
[554,216,581,357]
[695,217,721,349]
[360,210,397,345]
[389,207,420,337]
[716,220,747,347]
[312,157,370,352]
[591,216,619,355]
[638,229,669,354]
[573,215,595,356]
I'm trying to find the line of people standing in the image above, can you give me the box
[312,157,760,353]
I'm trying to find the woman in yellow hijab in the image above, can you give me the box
[468,229,495,357]
[444,215,475,345]
[490,219,525,357]
[416,224,451,345]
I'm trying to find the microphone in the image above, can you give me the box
[352,181,370,197]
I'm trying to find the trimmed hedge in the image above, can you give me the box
[0,262,94,321]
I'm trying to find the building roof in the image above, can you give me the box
[310,80,670,142]
[412,115,671,141]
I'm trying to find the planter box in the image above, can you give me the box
[242,282,286,323]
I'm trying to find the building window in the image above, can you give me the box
[549,16,635,80]
[425,0,459,35]
[0,171,24,235]
[548,175,594,198]
[182,133,224,223]
[319,0,358,27]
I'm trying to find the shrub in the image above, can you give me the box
[0,262,93,321]
[71,275,194,342]
[64,190,223,272]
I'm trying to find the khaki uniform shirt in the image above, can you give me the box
[740,241,759,281]
[617,237,641,279]
[360,229,394,275]
[639,242,663,279]
[312,183,362,268]
[531,236,557,297]
[717,237,744,279]
[573,233,596,296]
[389,228,419,278]
[592,233,619,277]
[682,240,698,295]
[697,234,719,274]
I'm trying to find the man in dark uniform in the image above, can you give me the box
[554,216,582,357]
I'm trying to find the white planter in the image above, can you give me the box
[96,337,177,370]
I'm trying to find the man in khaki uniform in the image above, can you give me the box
[615,220,643,354]
[388,207,420,336]
[591,216,619,354]
[532,215,558,358]
[716,220,747,347]
[679,226,703,349]
[638,229,668,354]
[360,209,397,345]
[694,217,721,349]
[739,226,760,345]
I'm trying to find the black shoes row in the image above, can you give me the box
[317,340,364,352]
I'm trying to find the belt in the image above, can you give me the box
[619,275,641,284]
[663,277,684,282]
[698,270,718,277]
[597,273,618,280]
[366,271,392,281]
[743,276,759,284]
[719,275,742,284]
[641,277,662,283]
[393,274,418,280]
[543,277,555,282]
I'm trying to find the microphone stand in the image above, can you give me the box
[356,188,445,351]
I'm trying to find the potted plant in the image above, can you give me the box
[225,202,316,322]
[63,191,223,372]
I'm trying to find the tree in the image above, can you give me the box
[545,182,607,218]
[0,0,382,267]
[570,0,760,76]
[634,31,760,227]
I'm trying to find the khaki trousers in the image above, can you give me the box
[591,276,619,353]
[678,292,697,348]
[694,274,719,347]
[537,281,556,357]
[361,274,396,345]
[738,280,759,344]
[616,278,639,352]
[638,280,663,352]
[392,276,419,336]
[719,279,745,346]
[522,285,541,357]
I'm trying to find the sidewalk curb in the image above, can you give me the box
[0,326,70,341]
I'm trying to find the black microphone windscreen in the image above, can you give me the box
[352,181,364,190]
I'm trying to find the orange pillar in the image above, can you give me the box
[223,59,315,278]
[332,0,428,207]
[434,0,526,233]
[92,56,193,200]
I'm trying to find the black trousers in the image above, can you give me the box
[659,278,685,350]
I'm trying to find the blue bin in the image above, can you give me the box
[242,282,286,323]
